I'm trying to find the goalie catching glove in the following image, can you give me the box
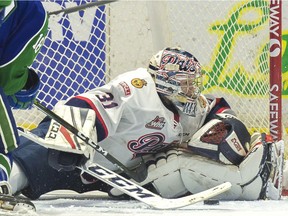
[188,113,250,165]
[44,102,97,171]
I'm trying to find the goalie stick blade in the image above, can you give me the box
[0,194,35,213]
[79,164,232,210]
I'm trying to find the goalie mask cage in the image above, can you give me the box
[13,1,285,144]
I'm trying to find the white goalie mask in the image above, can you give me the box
[148,47,202,116]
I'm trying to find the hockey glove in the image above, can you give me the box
[7,68,40,109]
[48,149,87,172]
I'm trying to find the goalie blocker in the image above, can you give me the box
[110,114,284,200]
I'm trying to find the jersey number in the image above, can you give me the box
[96,93,118,109]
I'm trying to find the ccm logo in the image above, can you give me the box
[231,137,242,151]
[47,122,61,139]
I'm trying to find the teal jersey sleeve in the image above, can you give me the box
[0,0,48,95]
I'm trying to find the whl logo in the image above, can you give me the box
[145,116,166,130]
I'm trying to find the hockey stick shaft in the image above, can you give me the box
[18,129,231,209]
[79,164,231,209]
[48,0,118,16]
[33,100,147,182]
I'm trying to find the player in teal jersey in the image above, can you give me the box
[0,0,48,210]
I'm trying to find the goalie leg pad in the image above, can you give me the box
[179,146,266,201]
[182,133,284,200]
[144,149,189,198]
[152,170,188,198]
[146,134,280,200]
[117,133,281,201]
[179,153,243,200]
[141,149,252,200]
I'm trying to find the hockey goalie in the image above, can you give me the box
[8,47,284,204]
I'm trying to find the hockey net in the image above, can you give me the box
[13,1,285,144]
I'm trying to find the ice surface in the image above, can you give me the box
[1,191,288,216]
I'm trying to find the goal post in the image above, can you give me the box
[269,0,282,141]
[13,0,285,145]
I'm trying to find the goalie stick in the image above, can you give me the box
[33,100,147,183]
[48,0,118,16]
[18,129,232,209]
[79,165,231,209]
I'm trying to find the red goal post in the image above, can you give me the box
[269,0,282,141]
[13,1,285,145]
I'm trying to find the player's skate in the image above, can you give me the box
[0,193,35,212]
[0,180,35,212]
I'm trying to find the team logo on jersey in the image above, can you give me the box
[131,78,147,88]
[145,116,166,130]
[119,81,131,96]
[128,132,170,155]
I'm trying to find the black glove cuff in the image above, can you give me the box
[48,149,86,172]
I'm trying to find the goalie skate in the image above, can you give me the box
[259,134,284,200]
[0,194,35,213]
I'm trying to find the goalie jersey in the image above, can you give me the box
[64,68,211,170]
[10,68,234,199]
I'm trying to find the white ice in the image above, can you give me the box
[2,190,288,216]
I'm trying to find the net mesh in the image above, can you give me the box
[13,0,284,139]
